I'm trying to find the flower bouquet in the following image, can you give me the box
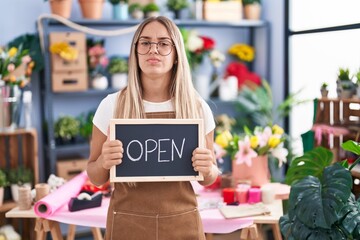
[0,46,34,88]
[215,125,288,186]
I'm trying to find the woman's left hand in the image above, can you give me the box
[192,147,214,177]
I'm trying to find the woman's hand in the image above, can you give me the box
[100,139,124,170]
[192,147,215,178]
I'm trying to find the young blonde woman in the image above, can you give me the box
[87,16,219,239]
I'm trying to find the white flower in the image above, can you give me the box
[209,49,225,68]
[271,143,288,167]
[187,30,203,52]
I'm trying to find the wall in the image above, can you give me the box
[0,0,285,181]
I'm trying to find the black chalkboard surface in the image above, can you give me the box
[109,119,204,182]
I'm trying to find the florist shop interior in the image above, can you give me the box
[1,0,360,239]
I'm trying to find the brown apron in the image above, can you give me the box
[105,111,206,240]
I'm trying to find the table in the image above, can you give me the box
[6,182,289,240]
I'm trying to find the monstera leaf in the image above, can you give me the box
[280,145,359,239]
[285,147,333,185]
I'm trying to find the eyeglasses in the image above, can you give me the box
[135,40,174,56]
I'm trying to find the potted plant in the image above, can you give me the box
[166,0,189,19]
[355,68,360,98]
[109,0,129,20]
[8,167,33,202]
[44,0,72,18]
[54,115,80,145]
[0,169,8,206]
[129,3,144,19]
[243,0,261,20]
[107,56,128,90]
[320,82,329,98]
[143,3,160,18]
[78,110,95,143]
[280,141,360,239]
[336,67,355,98]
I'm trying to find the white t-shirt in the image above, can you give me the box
[93,91,216,136]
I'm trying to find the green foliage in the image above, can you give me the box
[107,56,128,74]
[234,80,307,131]
[129,3,143,13]
[109,0,128,5]
[54,115,80,141]
[78,111,95,140]
[7,167,33,185]
[0,169,8,187]
[355,69,360,85]
[321,82,328,89]
[338,67,351,81]
[280,141,360,239]
[166,0,188,11]
[242,0,261,5]
[7,33,44,72]
[143,3,160,13]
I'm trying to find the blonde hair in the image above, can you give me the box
[114,16,201,119]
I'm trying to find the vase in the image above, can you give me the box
[0,85,22,132]
[0,187,3,207]
[232,155,270,187]
[113,3,129,20]
[192,66,212,100]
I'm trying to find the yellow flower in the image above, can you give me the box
[8,47,18,58]
[272,124,284,135]
[215,130,233,148]
[228,43,255,62]
[250,135,259,149]
[268,136,281,148]
[50,42,79,61]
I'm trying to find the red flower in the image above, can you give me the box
[225,62,261,90]
[201,36,215,51]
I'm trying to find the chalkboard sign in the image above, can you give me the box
[109,119,204,182]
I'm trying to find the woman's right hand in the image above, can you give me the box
[100,139,124,170]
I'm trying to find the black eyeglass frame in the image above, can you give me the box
[134,40,175,56]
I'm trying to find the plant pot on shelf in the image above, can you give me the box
[232,155,270,187]
[320,89,329,98]
[244,3,261,20]
[49,0,72,18]
[10,183,32,202]
[78,0,104,19]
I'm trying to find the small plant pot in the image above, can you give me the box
[244,3,261,20]
[78,0,104,19]
[49,0,72,18]
[131,10,144,20]
[146,11,160,18]
[0,187,4,207]
[320,89,329,98]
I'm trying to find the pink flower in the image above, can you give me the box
[99,56,109,67]
[214,143,227,164]
[88,45,106,56]
[255,126,272,148]
[7,63,15,72]
[22,55,32,64]
[234,136,258,167]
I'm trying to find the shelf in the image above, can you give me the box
[46,19,267,29]
[54,143,90,155]
[52,88,117,97]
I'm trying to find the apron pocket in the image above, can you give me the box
[158,208,202,240]
[109,211,157,240]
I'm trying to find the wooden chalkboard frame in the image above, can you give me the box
[109,119,204,182]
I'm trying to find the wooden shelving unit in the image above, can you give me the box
[0,128,39,240]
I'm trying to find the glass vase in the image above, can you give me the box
[0,85,22,132]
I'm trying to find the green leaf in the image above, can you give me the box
[342,140,360,155]
[339,194,360,237]
[285,147,333,185]
[289,164,351,229]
